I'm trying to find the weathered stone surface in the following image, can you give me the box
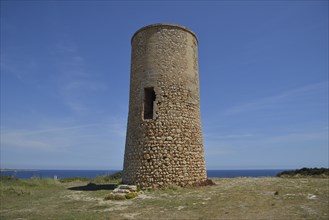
[118,185,137,191]
[113,188,130,193]
[123,23,207,188]
[107,185,141,201]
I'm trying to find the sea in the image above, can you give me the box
[0,169,286,179]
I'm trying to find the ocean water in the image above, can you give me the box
[207,169,285,178]
[0,170,119,179]
[0,169,285,179]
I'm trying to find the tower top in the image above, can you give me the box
[131,23,198,45]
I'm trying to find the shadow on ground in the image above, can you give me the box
[68,183,117,191]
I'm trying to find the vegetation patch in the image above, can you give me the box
[59,171,122,184]
[0,175,18,181]
[59,177,91,183]
[277,167,329,178]
[104,194,115,200]
[125,192,139,199]
[104,193,126,200]
[192,178,216,187]
[1,175,328,219]
[107,171,123,180]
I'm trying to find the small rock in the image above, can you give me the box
[177,206,184,210]
[166,136,173,141]
[144,154,150,159]
[128,185,138,191]
[113,188,130,193]
[307,194,317,199]
[119,185,133,190]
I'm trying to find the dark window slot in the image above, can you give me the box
[144,87,156,119]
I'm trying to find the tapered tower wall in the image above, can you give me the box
[123,24,207,187]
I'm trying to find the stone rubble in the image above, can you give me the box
[105,185,140,200]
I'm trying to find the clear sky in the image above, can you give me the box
[1,0,328,170]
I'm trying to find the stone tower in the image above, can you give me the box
[123,24,207,187]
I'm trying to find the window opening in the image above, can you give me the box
[144,87,156,119]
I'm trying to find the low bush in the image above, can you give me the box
[59,177,91,183]
[0,175,18,181]
[108,171,123,180]
[277,167,329,177]
[94,171,123,183]
[125,192,138,199]
[104,193,126,200]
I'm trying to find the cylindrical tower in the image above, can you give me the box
[123,23,207,187]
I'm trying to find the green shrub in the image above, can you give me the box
[104,193,126,200]
[277,167,329,177]
[0,175,18,182]
[108,171,123,179]
[55,171,123,183]
[161,184,180,191]
[125,192,138,199]
[5,186,32,196]
[94,171,123,183]
[31,176,41,180]
[59,177,91,183]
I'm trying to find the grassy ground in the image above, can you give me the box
[1,177,328,219]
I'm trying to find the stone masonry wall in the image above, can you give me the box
[123,24,207,187]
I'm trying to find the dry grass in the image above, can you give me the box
[1,177,328,219]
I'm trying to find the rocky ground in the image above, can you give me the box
[1,177,328,219]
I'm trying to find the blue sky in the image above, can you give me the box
[1,0,328,170]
